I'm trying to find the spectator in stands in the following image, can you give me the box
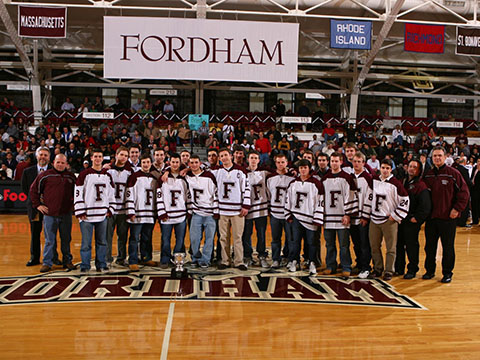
[322,141,335,157]
[14,153,33,180]
[17,118,27,133]
[427,127,437,143]
[272,99,286,117]
[197,121,209,147]
[298,100,310,117]
[131,98,144,113]
[367,153,380,172]
[322,122,338,143]
[313,100,325,120]
[93,96,104,112]
[152,99,162,114]
[131,129,143,146]
[374,109,383,121]
[448,113,455,121]
[61,126,73,144]
[0,168,10,180]
[166,124,177,152]
[141,102,153,116]
[455,133,469,153]
[35,122,47,139]
[144,121,161,140]
[163,99,174,115]
[255,132,272,165]
[6,119,19,139]
[61,97,75,112]
[392,125,405,146]
[1,162,12,179]
[429,113,438,124]
[4,151,17,172]
[177,118,191,145]
[78,103,89,113]
[109,97,125,113]
[345,124,356,143]
[308,134,322,154]
[16,149,26,163]
[222,120,234,144]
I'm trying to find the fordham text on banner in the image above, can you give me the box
[404,23,444,54]
[456,26,480,56]
[330,20,372,50]
[18,6,66,38]
[103,17,299,83]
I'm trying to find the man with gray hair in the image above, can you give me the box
[30,154,76,273]
[21,146,60,267]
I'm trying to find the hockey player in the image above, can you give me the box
[266,153,294,268]
[369,159,410,281]
[126,154,158,271]
[185,154,219,268]
[157,153,189,268]
[74,149,116,273]
[216,148,250,270]
[242,150,270,268]
[285,159,325,274]
[321,152,358,277]
[106,146,132,266]
[350,152,373,279]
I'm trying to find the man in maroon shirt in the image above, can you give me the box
[255,132,272,166]
[30,154,76,273]
[423,146,469,283]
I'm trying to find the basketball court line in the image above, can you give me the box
[160,302,175,360]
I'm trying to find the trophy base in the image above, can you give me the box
[171,268,189,279]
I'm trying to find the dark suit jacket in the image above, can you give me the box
[457,165,473,190]
[21,165,49,221]
[471,165,480,193]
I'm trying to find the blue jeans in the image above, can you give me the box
[289,216,315,263]
[80,219,108,270]
[161,221,186,264]
[350,223,371,272]
[324,228,352,272]
[260,153,270,165]
[394,136,403,146]
[42,214,72,267]
[324,133,339,143]
[129,223,155,264]
[242,216,268,259]
[190,214,216,265]
[270,216,291,262]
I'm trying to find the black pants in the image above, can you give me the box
[471,191,480,224]
[29,219,58,262]
[424,218,456,276]
[457,199,470,227]
[395,221,421,275]
[350,222,371,272]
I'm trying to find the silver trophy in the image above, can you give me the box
[171,253,188,278]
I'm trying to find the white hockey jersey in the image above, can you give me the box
[107,165,132,215]
[74,168,115,222]
[156,173,189,225]
[321,170,359,229]
[215,164,251,216]
[284,176,325,231]
[370,174,410,224]
[125,171,157,224]
[245,166,270,219]
[266,171,295,220]
[185,170,219,217]
[351,169,373,225]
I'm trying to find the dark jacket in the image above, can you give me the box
[21,165,49,221]
[423,164,470,220]
[402,176,431,225]
[30,168,76,217]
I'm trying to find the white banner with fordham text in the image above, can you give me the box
[104,17,299,83]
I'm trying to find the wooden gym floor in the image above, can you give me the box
[0,214,479,359]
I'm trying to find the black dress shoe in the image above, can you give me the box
[218,264,228,270]
[26,259,40,267]
[403,273,416,280]
[52,259,62,266]
[441,275,452,283]
[422,272,435,280]
[237,264,248,271]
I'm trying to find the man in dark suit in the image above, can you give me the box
[471,158,480,225]
[455,157,473,227]
[21,146,59,266]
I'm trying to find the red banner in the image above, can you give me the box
[404,23,444,53]
[18,6,66,38]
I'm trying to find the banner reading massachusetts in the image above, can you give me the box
[103,17,299,83]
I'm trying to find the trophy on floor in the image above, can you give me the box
[171,253,188,279]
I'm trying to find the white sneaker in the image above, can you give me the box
[358,270,370,279]
[286,261,292,269]
[288,260,297,272]
[260,257,269,268]
[309,262,317,275]
[271,260,280,269]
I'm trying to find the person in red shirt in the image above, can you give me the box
[255,132,272,166]
[322,122,339,143]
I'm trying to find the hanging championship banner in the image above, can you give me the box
[104,17,299,83]
[404,23,444,53]
[18,6,67,38]
[330,20,372,50]
[456,26,480,56]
